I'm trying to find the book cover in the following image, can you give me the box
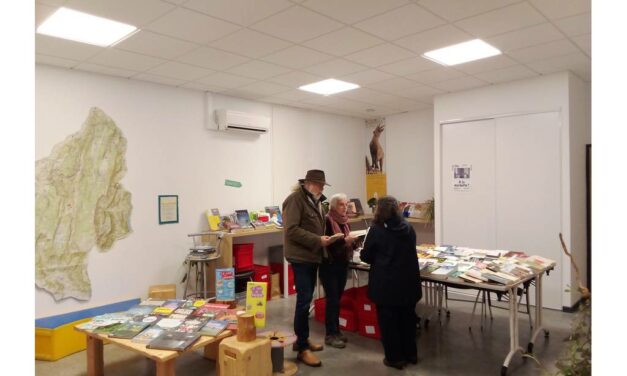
[173,308,195,316]
[216,268,235,302]
[93,323,125,335]
[132,327,164,344]
[139,298,165,306]
[154,318,184,330]
[207,211,221,231]
[168,313,190,320]
[151,307,175,316]
[198,320,229,337]
[125,305,157,318]
[349,198,364,216]
[235,210,252,228]
[147,331,201,352]
[163,300,185,309]
[264,206,282,225]
[246,282,268,328]
[110,321,151,339]
[175,317,209,333]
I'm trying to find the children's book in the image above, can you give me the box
[235,210,252,228]
[147,331,201,351]
[154,318,184,330]
[245,282,267,328]
[264,206,283,225]
[109,321,151,339]
[198,320,229,337]
[175,317,209,333]
[132,327,164,344]
[216,268,235,302]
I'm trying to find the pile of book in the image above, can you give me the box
[77,299,241,351]
[414,244,555,285]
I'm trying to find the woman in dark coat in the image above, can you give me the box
[360,196,422,370]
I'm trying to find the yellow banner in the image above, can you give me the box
[245,282,267,328]
[366,173,387,204]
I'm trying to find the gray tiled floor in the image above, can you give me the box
[36,288,575,375]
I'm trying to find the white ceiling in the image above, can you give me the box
[35,0,591,119]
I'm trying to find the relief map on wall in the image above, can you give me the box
[36,107,132,301]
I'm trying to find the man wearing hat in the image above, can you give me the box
[282,169,333,367]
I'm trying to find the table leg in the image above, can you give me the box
[528,274,548,353]
[204,337,224,360]
[86,335,104,376]
[501,286,524,375]
[156,359,176,376]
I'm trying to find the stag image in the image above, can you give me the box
[368,124,385,173]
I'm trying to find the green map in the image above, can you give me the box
[36,107,132,301]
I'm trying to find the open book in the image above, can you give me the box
[328,233,344,243]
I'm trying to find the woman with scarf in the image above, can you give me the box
[319,193,358,349]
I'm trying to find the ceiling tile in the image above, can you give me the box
[74,62,137,78]
[529,0,590,20]
[303,59,368,77]
[507,39,579,63]
[354,4,445,41]
[258,96,300,107]
[485,23,565,53]
[365,77,421,94]
[303,27,384,56]
[249,6,342,43]
[208,29,291,59]
[87,49,166,71]
[525,52,590,80]
[35,2,57,29]
[36,0,68,6]
[176,46,250,70]
[406,67,466,84]
[272,89,323,102]
[36,34,104,61]
[261,45,334,69]
[417,0,519,22]
[145,7,241,45]
[394,25,473,55]
[396,85,445,102]
[114,30,198,60]
[454,2,545,37]
[132,73,188,87]
[236,81,291,96]
[377,56,441,76]
[454,55,518,75]
[197,72,257,89]
[226,60,292,80]
[338,87,403,107]
[267,71,322,88]
[429,76,488,92]
[146,61,214,81]
[36,54,79,68]
[571,34,591,56]
[220,88,265,100]
[183,0,292,26]
[474,64,538,84]
[301,0,409,25]
[344,43,414,67]
[64,0,175,26]
[553,12,591,37]
[339,69,396,86]
[180,81,229,93]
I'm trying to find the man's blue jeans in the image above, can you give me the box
[291,261,319,350]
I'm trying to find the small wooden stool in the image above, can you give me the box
[258,331,298,376]
[219,335,272,376]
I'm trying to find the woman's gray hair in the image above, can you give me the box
[330,193,348,209]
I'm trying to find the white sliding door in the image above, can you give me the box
[441,119,496,249]
[494,113,562,309]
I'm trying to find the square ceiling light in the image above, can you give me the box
[422,39,501,66]
[299,79,359,96]
[36,7,137,47]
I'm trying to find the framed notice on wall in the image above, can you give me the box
[158,195,179,224]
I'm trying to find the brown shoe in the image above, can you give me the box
[292,339,324,352]
[297,350,322,367]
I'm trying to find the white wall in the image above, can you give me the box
[36,65,365,318]
[433,72,591,309]
[385,109,434,203]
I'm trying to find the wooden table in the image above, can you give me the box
[74,327,233,376]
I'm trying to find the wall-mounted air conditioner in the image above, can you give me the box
[214,109,270,134]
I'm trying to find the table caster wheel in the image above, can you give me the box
[501,365,508,376]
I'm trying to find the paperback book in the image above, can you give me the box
[132,327,164,344]
[198,320,229,337]
[109,322,151,339]
[175,317,209,333]
[147,332,201,352]
[216,268,235,302]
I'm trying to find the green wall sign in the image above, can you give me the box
[225,179,242,188]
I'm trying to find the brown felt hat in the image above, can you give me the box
[299,169,331,186]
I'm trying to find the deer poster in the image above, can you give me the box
[365,118,387,211]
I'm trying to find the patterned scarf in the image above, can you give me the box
[327,208,350,237]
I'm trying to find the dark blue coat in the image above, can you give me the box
[360,217,422,306]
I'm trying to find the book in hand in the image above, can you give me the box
[147,331,201,352]
[198,320,229,337]
[109,321,151,339]
[132,327,165,344]
[328,233,344,243]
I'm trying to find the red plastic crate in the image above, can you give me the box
[233,243,254,271]
[253,264,271,301]
[357,311,381,339]
[355,286,377,318]
[314,297,326,323]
